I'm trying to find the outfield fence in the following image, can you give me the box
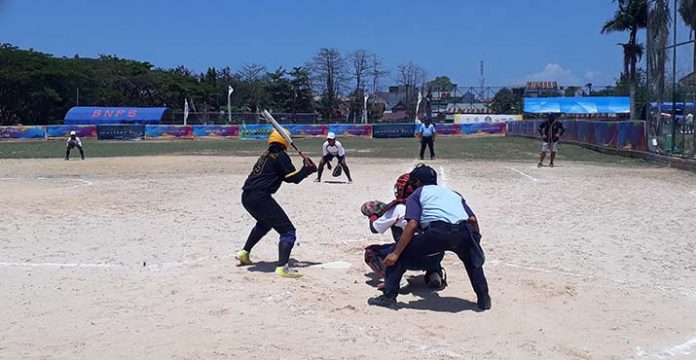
[0,123,506,141]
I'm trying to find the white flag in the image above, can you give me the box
[184,98,189,124]
[228,85,234,96]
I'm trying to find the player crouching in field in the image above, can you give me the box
[65,131,85,160]
[362,173,446,291]
[236,129,318,278]
[367,164,491,310]
[315,132,353,183]
[537,113,566,168]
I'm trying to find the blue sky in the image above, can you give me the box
[0,0,690,87]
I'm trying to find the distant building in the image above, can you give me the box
[524,81,559,97]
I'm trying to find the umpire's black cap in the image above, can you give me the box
[409,164,437,185]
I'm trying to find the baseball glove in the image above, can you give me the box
[332,164,343,177]
[360,200,388,217]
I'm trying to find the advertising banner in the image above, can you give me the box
[145,125,193,139]
[96,125,145,140]
[239,124,274,140]
[454,114,522,124]
[460,123,506,135]
[372,124,416,138]
[192,125,239,138]
[284,124,328,137]
[46,125,97,139]
[0,126,46,140]
[329,124,372,137]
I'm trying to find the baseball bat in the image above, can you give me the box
[261,110,307,160]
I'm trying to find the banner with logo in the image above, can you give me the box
[0,126,46,140]
[284,124,328,137]
[460,123,506,135]
[328,124,372,137]
[454,114,522,124]
[435,124,461,136]
[372,124,416,138]
[46,125,97,139]
[145,125,193,139]
[192,125,239,138]
[96,125,145,140]
[239,124,274,140]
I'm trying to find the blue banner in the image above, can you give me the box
[97,125,145,140]
[46,125,97,139]
[0,126,46,140]
[65,107,169,125]
[145,125,193,139]
[460,123,506,135]
[329,124,372,137]
[192,125,239,138]
[372,124,416,138]
[284,124,328,137]
[524,97,630,114]
[239,124,274,140]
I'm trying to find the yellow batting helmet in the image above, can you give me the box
[268,128,291,149]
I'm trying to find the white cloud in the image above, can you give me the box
[521,64,581,84]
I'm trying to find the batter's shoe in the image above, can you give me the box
[537,162,543,168]
[235,250,252,266]
[275,265,303,278]
[477,294,492,310]
[367,294,397,309]
[314,178,321,182]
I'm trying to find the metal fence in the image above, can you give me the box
[646,0,695,157]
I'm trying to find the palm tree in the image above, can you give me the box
[648,0,671,132]
[602,0,648,119]
[678,0,696,72]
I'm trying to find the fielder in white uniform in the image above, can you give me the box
[315,132,353,183]
[65,131,85,160]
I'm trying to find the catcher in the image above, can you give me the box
[361,173,446,290]
[235,128,317,278]
[315,132,353,183]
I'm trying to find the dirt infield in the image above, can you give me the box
[1,156,695,360]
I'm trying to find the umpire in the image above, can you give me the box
[417,119,436,160]
[367,164,491,310]
[236,128,317,278]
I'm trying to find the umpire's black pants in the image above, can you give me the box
[383,221,488,299]
[241,190,297,266]
[420,136,435,159]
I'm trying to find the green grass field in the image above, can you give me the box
[0,136,647,165]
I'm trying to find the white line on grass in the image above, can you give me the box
[508,167,539,182]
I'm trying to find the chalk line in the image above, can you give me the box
[508,167,539,182]
[489,260,696,298]
[636,336,696,359]
[0,177,94,189]
[439,165,449,187]
[0,262,115,269]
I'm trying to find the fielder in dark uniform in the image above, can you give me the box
[367,164,491,310]
[236,128,317,278]
[537,113,566,167]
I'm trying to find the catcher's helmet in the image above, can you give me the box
[394,173,415,200]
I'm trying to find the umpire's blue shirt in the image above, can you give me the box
[418,123,436,137]
[404,185,475,227]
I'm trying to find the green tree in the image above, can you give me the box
[289,66,315,114]
[489,88,523,114]
[426,76,457,91]
[679,0,696,72]
[602,0,648,120]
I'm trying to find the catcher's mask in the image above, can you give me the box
[394,173,415,200]
[409,163,437,186]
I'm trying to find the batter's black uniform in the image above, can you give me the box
[241,143,314,266]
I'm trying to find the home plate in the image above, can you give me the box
[310,261,352,270]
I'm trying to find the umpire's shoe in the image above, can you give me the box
[367,294,397,309]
